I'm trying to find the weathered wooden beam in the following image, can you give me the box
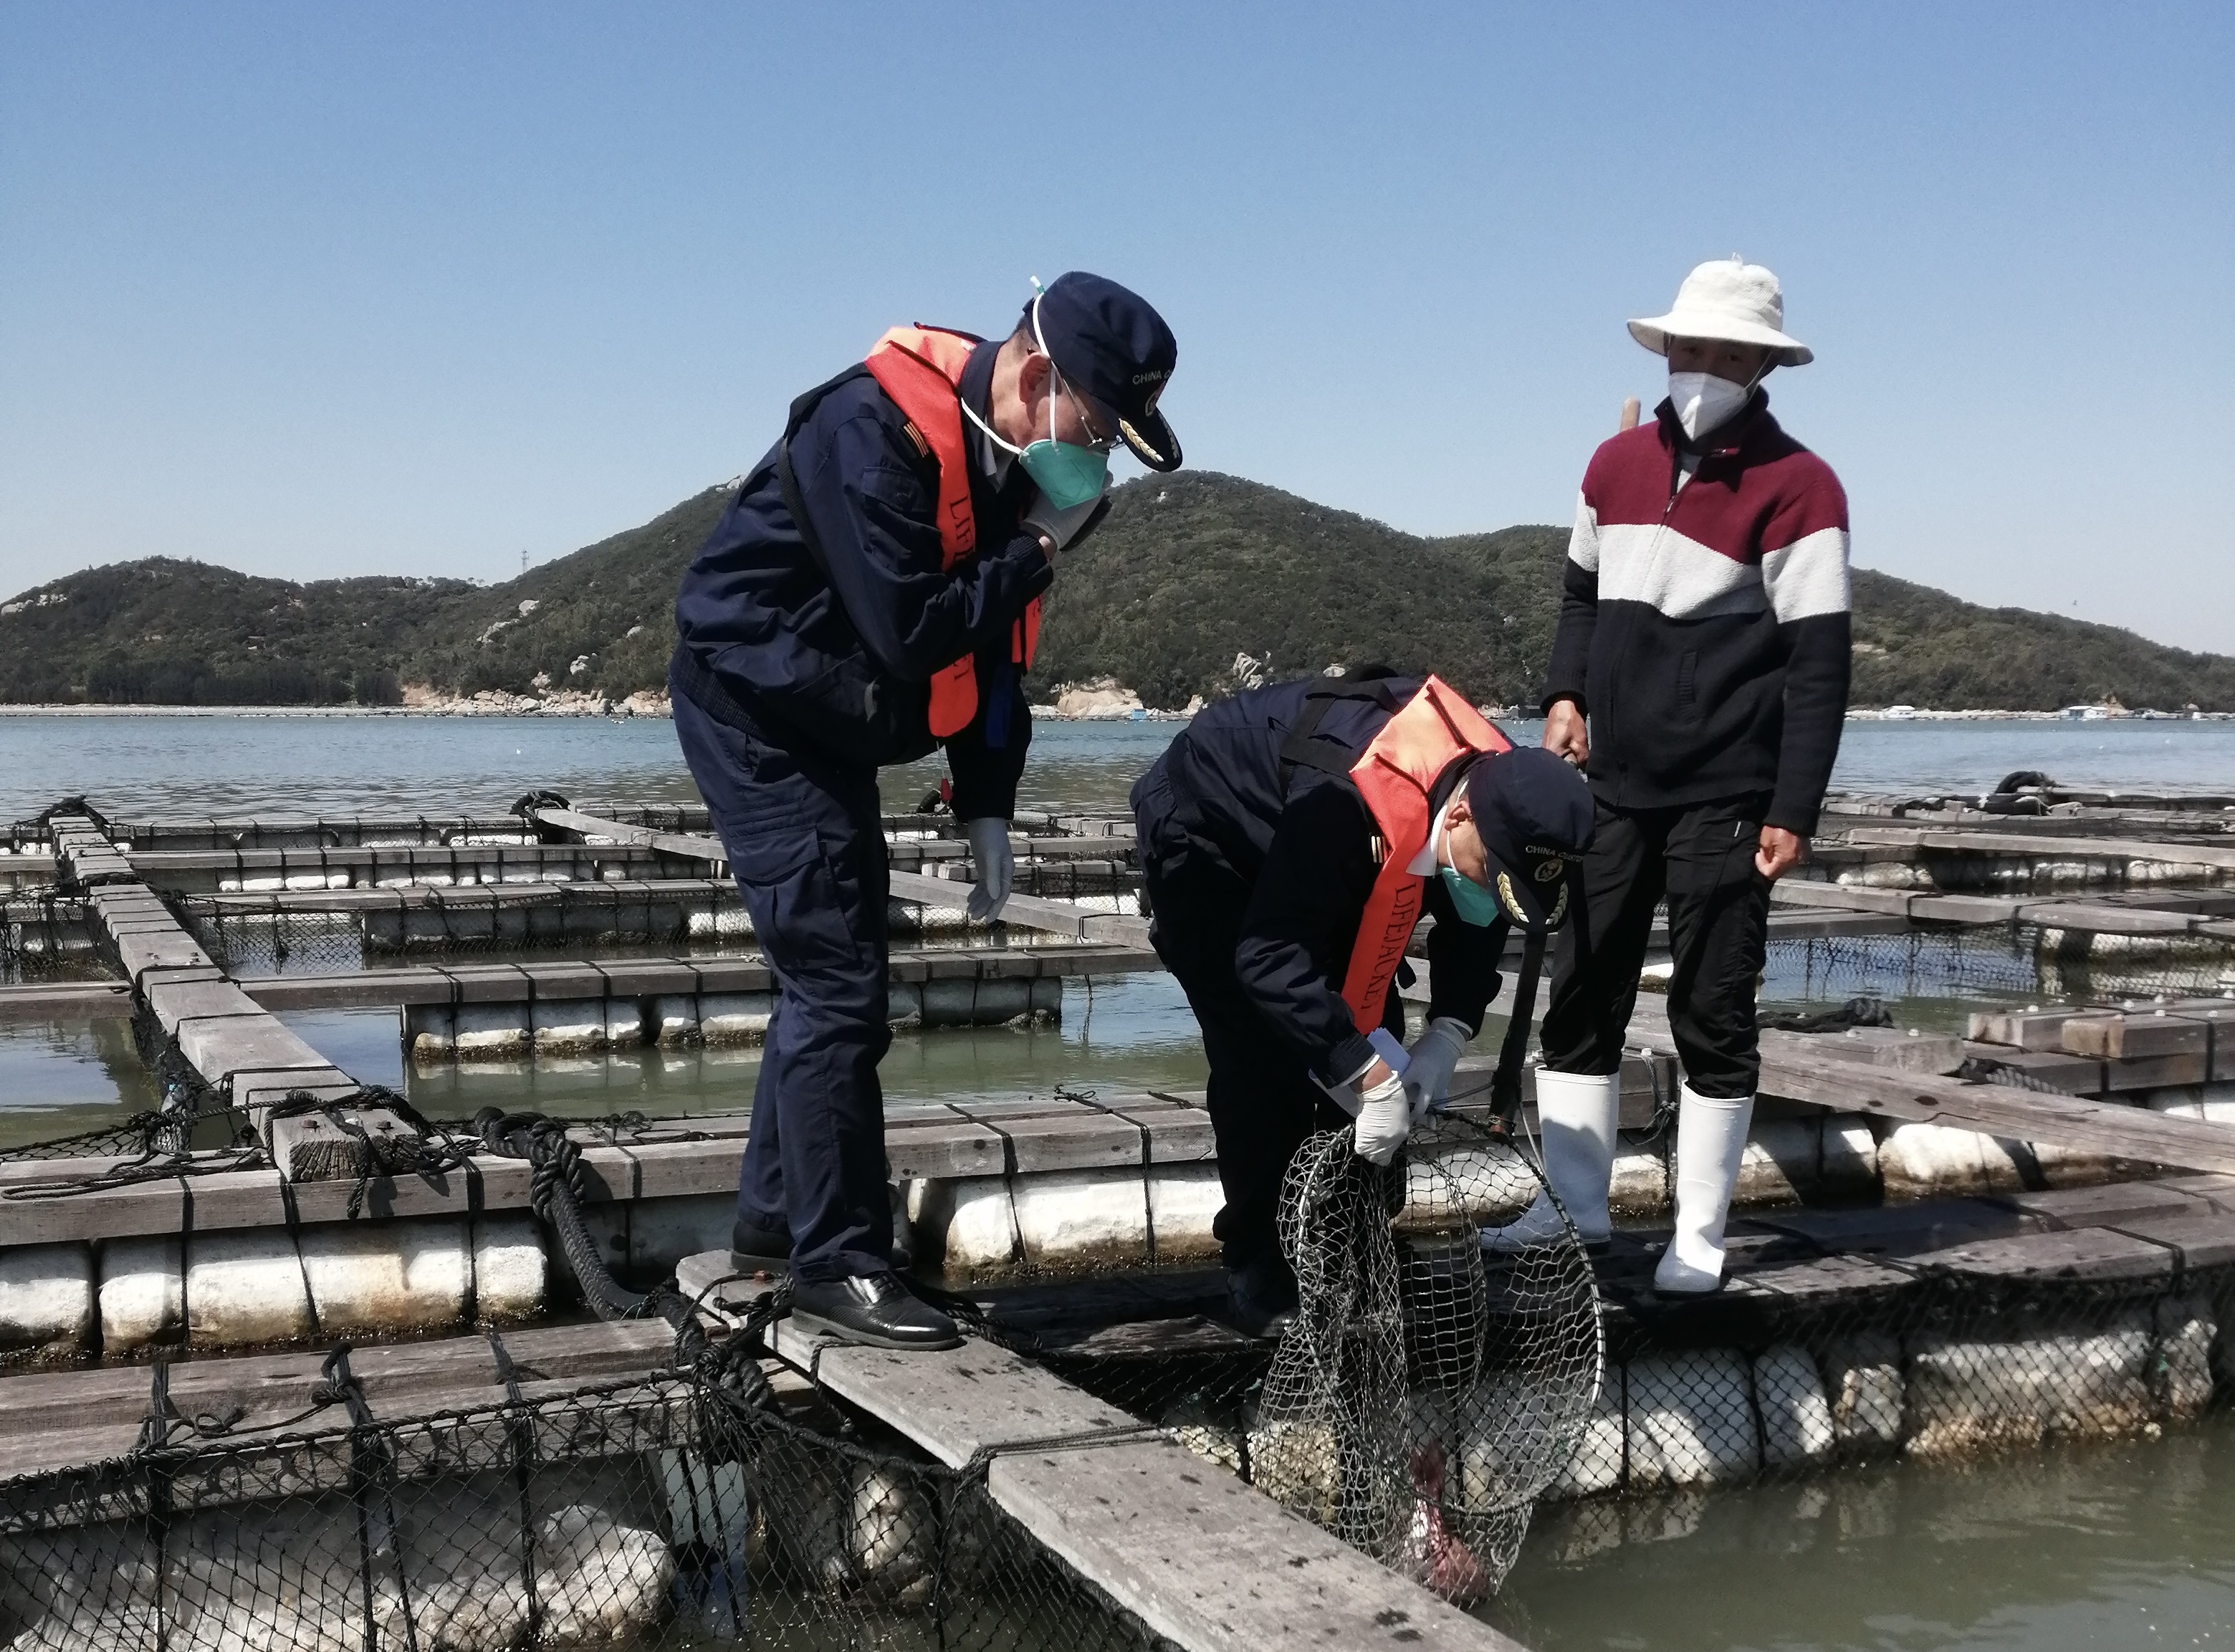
[1842,825,2235,872]
[234,941,1160,1013]
[0,979,133,1021]
[533,803,1157,949]
[0,1317,676,1444]
[1622,994,2235,1176]
[42,814,418,1183]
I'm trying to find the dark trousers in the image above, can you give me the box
[1540,794,1773,1100]
[673,688,894,1282]
[1141,830,1371,1279]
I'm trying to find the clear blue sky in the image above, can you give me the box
[3,4,2229,648]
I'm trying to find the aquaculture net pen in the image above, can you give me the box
[0,1336,1184,1652]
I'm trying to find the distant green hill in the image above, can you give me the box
[1844,566,2235,712]
[1028,474,1565,708]
[6,471,2232,712]
[392,487,732,700]
[0,558,477,706]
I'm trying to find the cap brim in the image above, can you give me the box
[1086,392,1181,473]
[1628,314,1813,366]
[1485,858,1570,933]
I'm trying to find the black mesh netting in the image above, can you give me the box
[172,889,760,976]
[171,880,1136,977]
[0,1342,1179,1652]
[0,895,114,986]
[1245,1123,1604,1601]
[926,1115,1605,1607]
[1528,1252,2235,1503]
[1763,926,2235,1005]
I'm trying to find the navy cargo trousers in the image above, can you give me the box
[1539,794,1775,1100]
[1135,789,1363,1280]
[671,687,894,1282]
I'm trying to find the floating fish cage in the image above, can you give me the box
[0,898,108,986]
[1763,923,2235,1008]
[0,1340,1179,1652]
[7,789,2235,1647]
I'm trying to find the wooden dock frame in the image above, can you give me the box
[45,812,414,1182]
[675,1251,1527,1652]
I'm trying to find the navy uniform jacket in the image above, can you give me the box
[1131,676,1509,1086]
[672,337,1055,821]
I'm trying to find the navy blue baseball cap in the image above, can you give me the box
[1463,747,1596,932]
[1027,272,1182,472]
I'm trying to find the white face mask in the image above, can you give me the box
[1667,370,1751,441]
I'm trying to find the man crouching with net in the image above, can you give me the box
[1134,670,1602,1598]
[1130,669,1593,1336]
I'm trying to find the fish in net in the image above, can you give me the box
[1250,1117,1603,1603]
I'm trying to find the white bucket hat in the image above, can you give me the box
[1628,256,1812,365]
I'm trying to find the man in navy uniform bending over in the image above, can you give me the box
[672,274,1182,1349]
[1132,671,1594,1337]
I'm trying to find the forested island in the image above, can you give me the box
[4,473,2231,714]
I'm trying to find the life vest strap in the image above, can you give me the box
[771,365,879,629]
[1276,679,1407,791]
[1488,930,1548,1123]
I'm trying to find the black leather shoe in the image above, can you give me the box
[730,1219,791,1276]
[791,1272,962,1351]
[1226,1262,1299,1341]
[730,1219,912,1276]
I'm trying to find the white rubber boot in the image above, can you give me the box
[1652,1086,1756,1294]
[1480,1069,1620,1252]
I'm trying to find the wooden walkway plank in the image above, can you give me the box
[234,941,1160,1012]
[533,805,1159,950]
[0,1319,676,1442]
[1842,825,2235,873]
[1621,994,2235,1176]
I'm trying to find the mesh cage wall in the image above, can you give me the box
[1240,1124,1604,1605]
[1528,1255,2235,1513]
[0,1370,1182,1651]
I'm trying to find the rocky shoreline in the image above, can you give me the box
[1,689,2229,724]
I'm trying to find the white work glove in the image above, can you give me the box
[1351,1066,1412,1167]
[1021,481,1107,552]
[965,817,1014,923]
[1403,1017,1472,1124]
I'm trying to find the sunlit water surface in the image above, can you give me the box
[6,711,2235,822]
[1485,1417,2235,1651]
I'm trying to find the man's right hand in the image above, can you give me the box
[1543,698,1590,768]
[1351,1062,1411,1166]
[1023,486,1105,557]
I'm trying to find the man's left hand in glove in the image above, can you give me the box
[1403,1017,1473,1124]
[965,818,1014,923]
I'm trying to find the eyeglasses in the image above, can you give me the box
[1056,371,1117,453]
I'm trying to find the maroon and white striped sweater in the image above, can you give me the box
[1541,393,1851,835]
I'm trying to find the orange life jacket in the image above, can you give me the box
[1337,676,1512,1027]
[861,326,1042,740]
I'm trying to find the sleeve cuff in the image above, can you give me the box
[1321,1031,1377,1088]
[1765,798,1819,837]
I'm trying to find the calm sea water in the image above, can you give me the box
[5,711,2234,822]
[1486,1418,2235,1651]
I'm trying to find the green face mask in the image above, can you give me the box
[1017,416,1109,509]
[1439,865,1506,928]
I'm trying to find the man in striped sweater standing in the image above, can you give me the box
[1485,258,1851,1293]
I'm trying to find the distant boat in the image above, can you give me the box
[2060,704,2115,721]
[1882,704,1918,720]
